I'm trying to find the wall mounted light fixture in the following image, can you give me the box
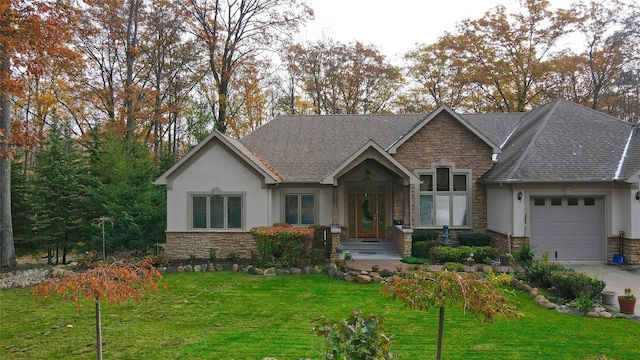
[636,191,640,201]
[517,191,523,201]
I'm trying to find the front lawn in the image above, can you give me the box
[1,272,638,359]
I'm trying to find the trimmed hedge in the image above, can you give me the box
[428,246,499,264]
[250,224,315,268]
[457,233,491,247]
[412,229,439,243]
[411,240,440,258]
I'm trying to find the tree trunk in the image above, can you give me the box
[437,306,444,360]
[96,299,102,360]
[0,0,17,269]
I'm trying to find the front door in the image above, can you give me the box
[350,193,385,238]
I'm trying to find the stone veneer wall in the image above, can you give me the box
[392,226,412,257]
[607,236,640,264]
[166,231,256,260]
[487,230,529,256]
[392,111,495,232]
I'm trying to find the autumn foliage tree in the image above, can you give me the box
[381,270,517,360]
[34,258,165,360]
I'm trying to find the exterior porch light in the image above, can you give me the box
[517,191,523,201]
[636,191,640,200]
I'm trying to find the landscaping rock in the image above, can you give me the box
[379,269,394,277]
[599,311,612,318]
[276,269,290,276]
[177,266,185,273]
[327,265,337,278]
[534,295,546,302]
[193,265,202,272]
[538,299,549,307]
[373,275,384,283]
[556,305,571,314]
[208,263,216,271]
[289,268,301,275]
[184,265,193,272]
[263,267,277,276]
[302,266,312,275]
[344,274,356,282]
[530,289,539,298]
[335,271,345,280]
[215,264,224,272]
[232,264,239,272]
[586,311,600,318]
[357,274,371,283]
[254,268,264,275]
[546,303,558,310]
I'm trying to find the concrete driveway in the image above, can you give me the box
[562,261,640,315]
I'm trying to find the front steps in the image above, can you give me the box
[340,240,402,260]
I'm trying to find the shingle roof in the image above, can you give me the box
[480,99,639,183]
[239,114,427,182]
[235,99,639,184]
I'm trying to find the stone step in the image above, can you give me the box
[340,240,401,260]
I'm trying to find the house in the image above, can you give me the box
[154,99,640,264]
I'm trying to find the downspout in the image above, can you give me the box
[268,182,280,225]
[508,233,513,255]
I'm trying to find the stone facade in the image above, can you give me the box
[393,112,494,232]
[166,231,256,260]
[607,236,640,265]
[392,226,412,257]
[487,230,529,256]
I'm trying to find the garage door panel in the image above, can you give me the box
[530,197,604,261]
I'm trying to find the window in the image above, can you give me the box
[418,167,469,227]
[551,198,562,206]
[191,194,243,229]
[284,194,316,225]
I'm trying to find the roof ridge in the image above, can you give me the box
[505,100,562,180]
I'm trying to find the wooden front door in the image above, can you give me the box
[350,193,384,238]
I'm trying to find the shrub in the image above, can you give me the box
[443,262,465,272]
[515,244,534,266]
[411,240,440,258]
[402,256,430,265]
[429,246,499,264]
[550,270,606,301]
[412,229,439,243]
[457,233,491,247]
[312,311,399,360]
[525,261,567,287]
[250,225,314,267]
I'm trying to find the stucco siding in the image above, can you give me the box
[166,141,269,231]
[486,185,513,234]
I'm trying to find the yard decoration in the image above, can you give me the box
[34,258,166,360]
[618,288,636,314]
[381,269,517,360]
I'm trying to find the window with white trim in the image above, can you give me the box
[191,194,243,229]
[284,194,316,225]
[418,167,470,227]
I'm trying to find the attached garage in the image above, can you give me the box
[530,197,605,261]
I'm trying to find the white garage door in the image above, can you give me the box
[530,197,604,261]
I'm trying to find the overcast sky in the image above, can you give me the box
[301,0,575,62]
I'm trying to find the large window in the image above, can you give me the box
[284,194,316,225]
[192,194,243,229]
[418,167,470,227]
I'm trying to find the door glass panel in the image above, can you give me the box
[360,195,373,232]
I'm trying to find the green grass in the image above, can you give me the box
[1,272,639,359]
